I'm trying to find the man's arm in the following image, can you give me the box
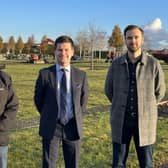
[81,72,88,113]
[104,65,113,103]
[155,61,166,103]
[34,70,44,114]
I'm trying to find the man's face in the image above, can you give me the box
[125,28,144,53]
[55,42,74,67]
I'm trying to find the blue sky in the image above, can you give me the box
[1,0,168,48]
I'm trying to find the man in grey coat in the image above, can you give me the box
[105,25,166,168]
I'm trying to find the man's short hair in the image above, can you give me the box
[55,35,75,49]
[124,25,144,37]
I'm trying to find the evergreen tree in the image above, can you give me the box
[108,25,124,51]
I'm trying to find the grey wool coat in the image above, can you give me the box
[104,52,166,146]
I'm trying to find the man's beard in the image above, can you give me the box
[127,45,141,53]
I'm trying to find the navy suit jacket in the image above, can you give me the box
[34,65,88,139]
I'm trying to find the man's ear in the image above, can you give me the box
[142,36,144,45]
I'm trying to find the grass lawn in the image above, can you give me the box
[0,60,167,168]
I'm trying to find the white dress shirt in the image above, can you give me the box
[56,64,74,121]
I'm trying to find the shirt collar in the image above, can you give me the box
[56,64,70,72]
[126,54,142,64]
[120,52,146,65]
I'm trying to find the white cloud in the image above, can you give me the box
[144,18,162,31]
[143,18,168,49]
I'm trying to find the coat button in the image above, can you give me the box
[130,113,136,117]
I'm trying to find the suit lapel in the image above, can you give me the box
[71,67,77,105]
[49,65,57,95]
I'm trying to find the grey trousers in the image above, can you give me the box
[42,118,81,168]
[0,146,8,168]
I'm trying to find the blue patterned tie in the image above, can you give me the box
[60,69,68,125]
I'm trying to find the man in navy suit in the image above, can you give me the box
[34,35,88,168]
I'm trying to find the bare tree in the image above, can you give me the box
[75,30,88,58]
[95,31,107,60]
[76,24,107,69]
[88,24,107,70]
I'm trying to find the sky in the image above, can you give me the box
[1,0,168,49]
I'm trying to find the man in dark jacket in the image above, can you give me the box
[0,69,18,168]
[34,35,88,168]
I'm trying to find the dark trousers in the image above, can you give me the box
[42,118,81,168]
[112,118,153,168]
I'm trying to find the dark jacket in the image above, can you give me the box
[0,71,19,146]
[34,65,88,139]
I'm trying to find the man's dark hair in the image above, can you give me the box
[124,25,144,37]
[55,35,75,49]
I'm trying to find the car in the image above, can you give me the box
[71,55,80,60]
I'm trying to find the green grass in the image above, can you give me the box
[8,112,168,168]
[0,60,167,167]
